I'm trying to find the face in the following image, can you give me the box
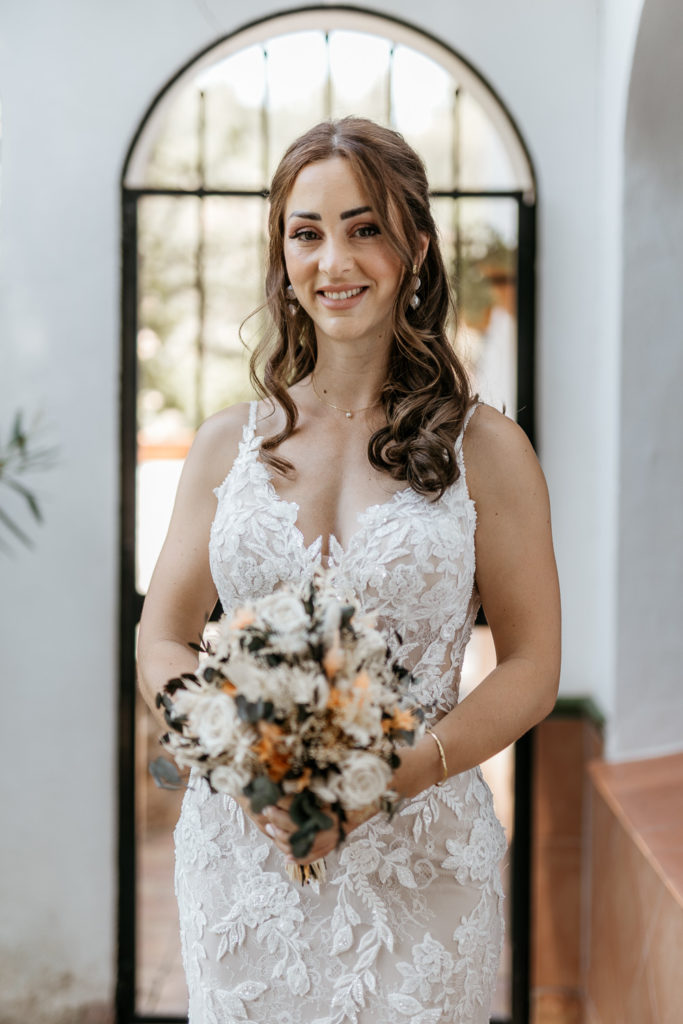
[283,157,404,352]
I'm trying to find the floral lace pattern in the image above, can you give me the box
[176,400,506,1022]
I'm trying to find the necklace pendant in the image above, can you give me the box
[345,411,353,419]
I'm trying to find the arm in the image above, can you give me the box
[138,404,279,841]
[393,404,561,797]
[137,405,247,729]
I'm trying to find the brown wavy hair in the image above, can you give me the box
[248,116,475,498]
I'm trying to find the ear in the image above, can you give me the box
[415,232,429,269]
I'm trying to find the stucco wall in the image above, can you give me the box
[0,0,665,1015]
[615,0,683,759]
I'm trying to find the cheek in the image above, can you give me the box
[284,249,312,284]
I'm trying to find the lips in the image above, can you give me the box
[317,285,368,302]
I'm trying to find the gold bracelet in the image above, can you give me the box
[426,729,448,786]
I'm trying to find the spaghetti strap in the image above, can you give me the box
[244,399,258,441]
[455,401,480,481]
[462,401,480,434]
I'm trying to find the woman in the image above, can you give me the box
[138,117,561,1024]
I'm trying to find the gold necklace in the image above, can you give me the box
[311,375,380,419]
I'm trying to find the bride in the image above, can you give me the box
[137,117,561,1023]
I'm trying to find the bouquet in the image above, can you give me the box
[153,573,425,883]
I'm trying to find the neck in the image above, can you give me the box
[311,349,388,412]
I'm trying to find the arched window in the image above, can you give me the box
[119,11,536,1023]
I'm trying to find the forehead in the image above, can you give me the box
[284,156,369,216]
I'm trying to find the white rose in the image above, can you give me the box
[319,600,343,644]
[335,752,392,810]
[354,627,389,664]
[257,592,310,654]
[285,666,330,710]
[169,689,202,720]
[189,694,239,758]
[338,698,384,747]
[210,763,250,797]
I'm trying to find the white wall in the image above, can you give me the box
[613,0,683,759]
[0,0,652,1016]
[594,0,646,756]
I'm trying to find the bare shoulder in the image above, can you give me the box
[462,404,548,507]
[183,401,253,492]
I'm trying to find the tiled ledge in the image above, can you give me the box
[588,751,683,907]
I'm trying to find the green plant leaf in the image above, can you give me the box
[149,756,184,790]
[289,822,318,859]
[243,776,280,814]
[0,506,33,548]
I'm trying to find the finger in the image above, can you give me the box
[265,823,294,854]
[264,806,295,832]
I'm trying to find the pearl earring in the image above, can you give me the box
[285,284,298,315]
[409,264,421,310]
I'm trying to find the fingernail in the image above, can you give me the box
[265,824,276,838]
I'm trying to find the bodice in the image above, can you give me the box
[209,401,480,721]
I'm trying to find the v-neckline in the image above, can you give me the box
[249,433,417,561]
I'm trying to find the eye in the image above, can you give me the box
[290,228,320,242]
[354,224,380,238]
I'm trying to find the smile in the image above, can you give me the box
[318,286,367,300]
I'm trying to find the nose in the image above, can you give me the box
[318,235,353,278]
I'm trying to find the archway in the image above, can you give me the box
[118,10,537,1022]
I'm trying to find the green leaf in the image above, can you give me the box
[3,478,43,522]
[149,756,184,790]
[289,789,333,831]
[339,605,355,630]
[289,824,318,859]
[391,728,417,745]
[0,506,33,548]
[243,776,281,814]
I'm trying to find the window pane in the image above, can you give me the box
[136,194,260,592]
[328,31,392,122]
[197,47,268,189]
[265,32,328,175]
[459,91,518,192]
[432,196,519,417]
[391,46,455,188]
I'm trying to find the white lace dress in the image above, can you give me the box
[174,401,507,1024]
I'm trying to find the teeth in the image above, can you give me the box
[322,287,364,300]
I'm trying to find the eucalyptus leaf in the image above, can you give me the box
[289,790,333,831]
[243,776,280,814]
[289,824,318,859]
[149,756,184,790]
[340,605,355,630]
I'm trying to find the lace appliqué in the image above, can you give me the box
[175,401,506,1023]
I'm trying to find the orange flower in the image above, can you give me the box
[253,722,291,782]
[382,706,418,734]
[351,670,371,706]
[229,607,255,629]
[290,766,312,792]
[353,671,371,691]
[322,641,345,680]
[327,686,351,711]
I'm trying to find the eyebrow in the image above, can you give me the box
[340,206,372,220]
[287,206,373,221]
